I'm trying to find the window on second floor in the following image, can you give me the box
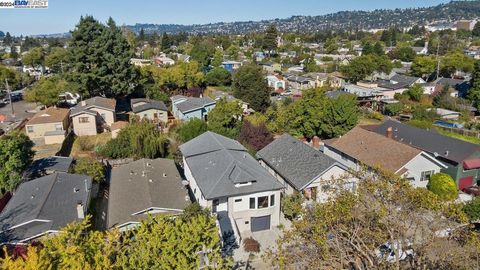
[257,196,269,209]
[26,126,34,133]
[249,198,255,209]
[54,124,63,131]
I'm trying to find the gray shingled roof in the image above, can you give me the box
[107,158,189,228]
[70,97,116,117]
[373,120,480,164]
[175,97,216,113]
[179,132,283,200]
[0,173,92,244]
[24,156,73,179]
[131,98,168,113]
[257,134,342,190]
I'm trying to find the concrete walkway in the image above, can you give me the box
[232,214,292,269]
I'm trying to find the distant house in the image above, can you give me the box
[432,77,470,98]
[211,90,253,115]
[0,173,92,245]
[130,58,152,67]
[221,61,242,72]
[71,97,116,136]
[456,19,476,31]
[411,42,429,55]
[107,158,189,231]
[130,98,168,124]
[180,132,283,242]
[286,75,314,90]
[305,72,343,89]
[323,126,446,188]
[373,120,480,189]
[259,62,281,73]
[170,95,216,121]
[154,56,175,66]
[24,156,73,179]
[25,107,70,145]
[257,134,356,203]
[427,108,461,120]
[266,75,286,91]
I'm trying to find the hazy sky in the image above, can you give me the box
[0,0,449,36]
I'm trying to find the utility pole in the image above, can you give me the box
[436,37,440,80]
[5,79,14,117]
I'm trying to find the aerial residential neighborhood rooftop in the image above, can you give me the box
[1,0,480,268]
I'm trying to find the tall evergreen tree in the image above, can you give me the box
[262,24,278,56]
[3,32,12,46]
[473,22,480,38]
[468,61,480,110]
[232,64,270,112]
[68,16,137,97]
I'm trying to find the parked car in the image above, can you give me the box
[463,185,480,197]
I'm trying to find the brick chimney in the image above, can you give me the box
[386,127,393,139]
[312,136,321,149]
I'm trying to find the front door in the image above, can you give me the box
[251,215,271,232]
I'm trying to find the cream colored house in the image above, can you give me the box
[25,107,70,145]
[71,97,116,136]
[131,98,168,124]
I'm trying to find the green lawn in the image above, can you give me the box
[435,129,480,145]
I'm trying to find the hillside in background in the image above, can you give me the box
[129,1,480,34]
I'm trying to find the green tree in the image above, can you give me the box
[207,99,242,138]
[289,88,327,138]
[281,192,304,221]
[176,118,208,143]
[464,197,480,222]
[427,173,458,201]
[3,32,12,46]
[388,47,416,62]
[0,131,34,194]
[24,76,71,106]
[411,55,436,78]
[441,51,475,78]
[68,16,137,97]
[262,24,278,56]
[321,93,359,138]
[372,42,384,56]
[0,64,21,91]
[384,102,403,116]
[340,55,376,83]
[205,67,231,86]
[324,38,339,54]
[232,64,270,112]
[0,216,119,269]
[73,157,105,183]
[405,83,424,102]
[211,48,223,67]
[190,39,215,67]
[116,214,232,269]
[99,120,168,159]
[22,47,45,69]
[473,22,480,37]
[45,47,68,73]
[468,61,480,110]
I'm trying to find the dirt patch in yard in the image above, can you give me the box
[70,133,112,158]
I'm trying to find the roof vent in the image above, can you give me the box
[163,173,167,177]
[148,179,153,183]
[142,171,146,177]
[445,150,449,157]
[73,187,80,193]
[130,170,134,175]
[146,162,151,167]
[31,194,35,199]
[433,152,439,157]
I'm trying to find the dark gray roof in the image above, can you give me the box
[373,120,480,164]
[257,134,343,190]
[179,132,283,200]
[25,156,73,179]
[131,98,168,113]
[107,158,189,228]
[390,74,422,86]
[175,97,216,113]
[325,90,349,99]
[70,97,116,117]
[0,173,92,244]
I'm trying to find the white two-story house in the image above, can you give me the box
[179,132,283,244]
